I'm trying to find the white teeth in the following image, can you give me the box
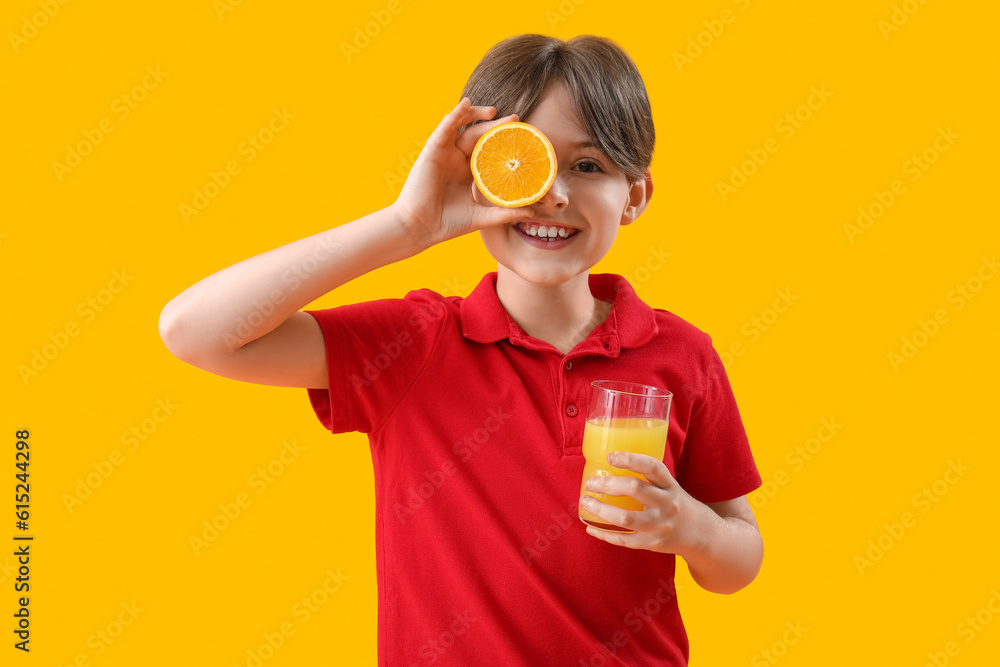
[517,222,577,239]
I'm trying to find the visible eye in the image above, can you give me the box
[575,160,604,174]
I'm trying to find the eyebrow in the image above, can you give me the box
[571,140,598,149]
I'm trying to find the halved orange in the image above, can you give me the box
[470,122,557,208]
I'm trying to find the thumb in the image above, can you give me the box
[481,205,535,229]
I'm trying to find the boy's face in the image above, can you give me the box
[475,79,652,287]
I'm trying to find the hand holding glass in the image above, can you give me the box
[578,381,672,533]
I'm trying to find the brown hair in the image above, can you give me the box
[459,34,654,185]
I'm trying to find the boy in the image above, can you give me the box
[159,34,763,666]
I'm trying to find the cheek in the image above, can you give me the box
[478,225,512,258]
[581,181,623,211]
[598,184,632,225]
[584,190,625,230]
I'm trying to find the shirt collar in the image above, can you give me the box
[459,272,658,356]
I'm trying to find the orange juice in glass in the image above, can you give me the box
[578,381,672,533]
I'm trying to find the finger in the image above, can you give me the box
[473,203,536,229]
[427,98,500,150]
[585,524,644,549]
[607,452,676,490]
[585,474,658,507]
[584,523,662,551]
[579,495,654,537]
[456,112,520,155]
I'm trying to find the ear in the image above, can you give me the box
[620,168,653,226]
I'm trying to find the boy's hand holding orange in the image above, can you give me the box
[393,98,542,250]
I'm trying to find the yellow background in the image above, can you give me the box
[3,0,998,664]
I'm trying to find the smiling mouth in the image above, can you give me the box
[513,221,581,241]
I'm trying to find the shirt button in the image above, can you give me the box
[564,361,573,371]
[565,404,578,417]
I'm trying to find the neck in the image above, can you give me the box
[494,265,611,355]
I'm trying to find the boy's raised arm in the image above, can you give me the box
[158,206,427,388]
[158,98,535,389]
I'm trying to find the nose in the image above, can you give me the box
[534,172,568,210]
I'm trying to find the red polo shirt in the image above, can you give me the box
[305,271,761,666]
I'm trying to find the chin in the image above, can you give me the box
[499,260,589,287]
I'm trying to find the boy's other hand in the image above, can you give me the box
[393,97,536,250]
[579,452,763,594]
[579,452,713,558]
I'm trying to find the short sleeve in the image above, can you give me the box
[303,290,448,434]
[674,341,761,504]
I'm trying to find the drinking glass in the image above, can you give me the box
[578,380,672,533]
